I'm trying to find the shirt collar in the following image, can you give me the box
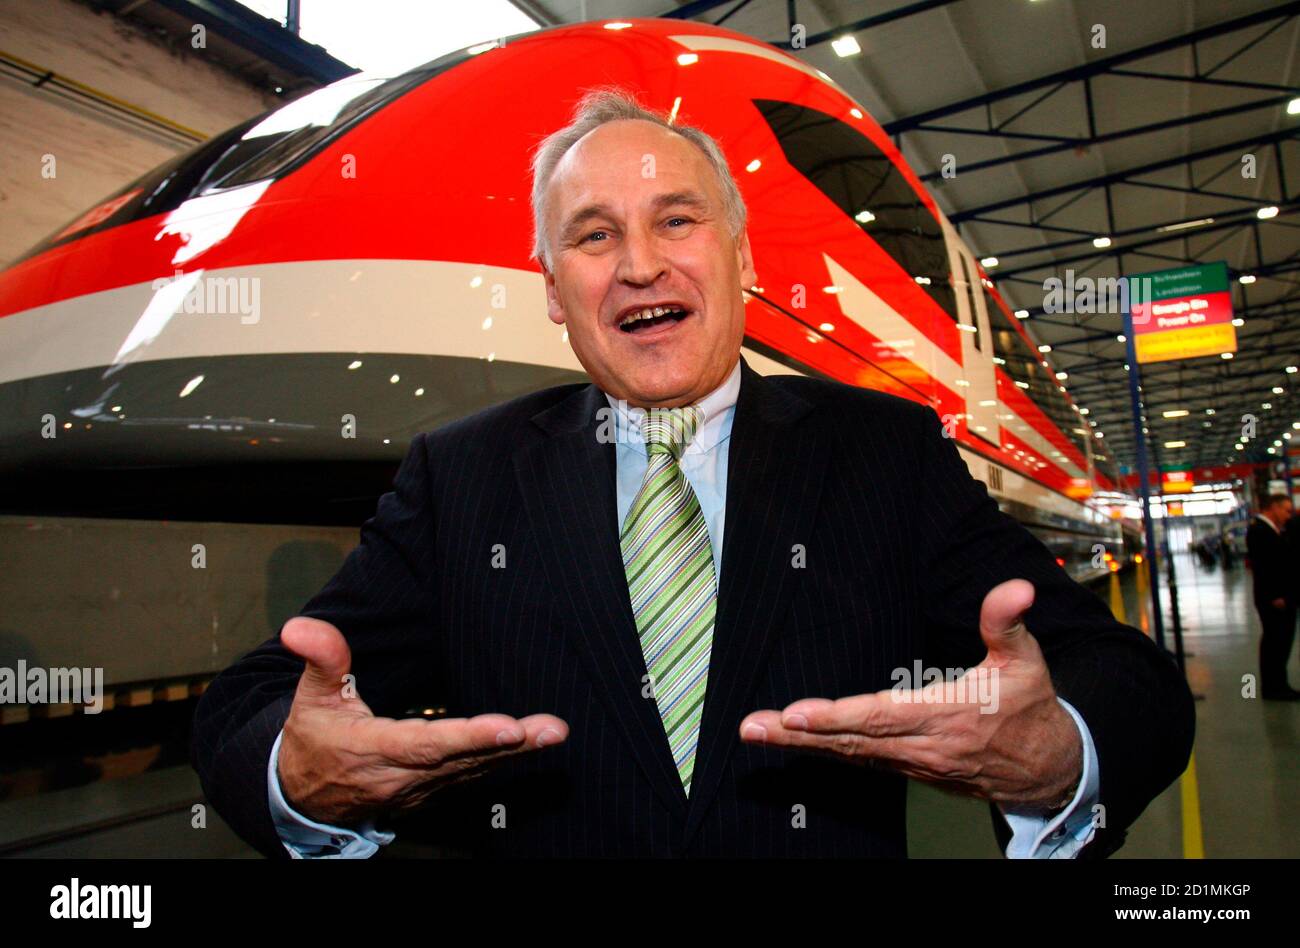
[603,357,741,455]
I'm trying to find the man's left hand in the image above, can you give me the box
[739,578,1083,810]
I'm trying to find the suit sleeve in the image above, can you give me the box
[908,404,1195,859]
[190,433,441,859]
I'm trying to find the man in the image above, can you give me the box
[191,89,1195,858]
[1247,495,1300,699]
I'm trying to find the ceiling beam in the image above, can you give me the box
[882,1,1300,134]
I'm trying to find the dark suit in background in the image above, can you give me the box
[191,359,1195,858]
[1249,514,1297,696]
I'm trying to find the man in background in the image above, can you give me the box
[1247,494,1300,699]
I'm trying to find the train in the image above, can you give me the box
[0,17,1141,706]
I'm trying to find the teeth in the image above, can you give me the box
[621,305,681,326]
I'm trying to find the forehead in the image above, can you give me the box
[547,119,717,210]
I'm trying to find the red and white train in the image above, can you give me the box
[0,17,1137,582]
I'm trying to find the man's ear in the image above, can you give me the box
[736,228,757,290]
[541,259,566,326]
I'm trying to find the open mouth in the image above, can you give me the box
[617,305,691,334]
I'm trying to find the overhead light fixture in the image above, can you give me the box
[1221,352,1234,360]
[1157,217,1215,233]
[1038,344,1051,352]
[855,209,876,223]
[1165,441,1186,449]
[1014,309,1029,319]
[1288,96,1300,115]
[1274,387,1285,394]
[1163,409,1189,418]
[1117,334,1126,342]
[1232,318,1245,327]
[1258,206,1279,220]
[1239,274,1257,285]
[831,35,862,57]
[1092,236,1112,248]
[981,256,999,268]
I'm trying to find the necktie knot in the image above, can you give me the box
[641,405,702,460]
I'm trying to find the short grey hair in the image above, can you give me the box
[529,87,748,269]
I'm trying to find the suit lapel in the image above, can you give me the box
[513,383,688,818]
[681,357,828,846]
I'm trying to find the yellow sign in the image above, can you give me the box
[1133,323,1236,364]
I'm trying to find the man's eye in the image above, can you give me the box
[666,217,693,227]
[581,231,608,243]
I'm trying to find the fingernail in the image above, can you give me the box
[741,723,767,741]
[783,713,808,731]
[496,729,522,746]
[536,728,560,747]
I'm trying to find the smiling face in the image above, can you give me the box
[539,119,755,408]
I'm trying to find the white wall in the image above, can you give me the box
[0,0,282,267]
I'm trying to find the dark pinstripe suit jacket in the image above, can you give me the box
[191,356,1195,858]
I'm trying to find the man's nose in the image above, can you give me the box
[616,226,668,285]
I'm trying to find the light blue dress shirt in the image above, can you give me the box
[268,357,1100,858]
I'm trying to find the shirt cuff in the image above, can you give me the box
[267,728,395,859]
[998,697,1100,858]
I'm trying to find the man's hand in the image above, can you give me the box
[739,578,1083,809]
[277,617,568,827]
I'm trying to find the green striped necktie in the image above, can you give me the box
[619,404,717,797]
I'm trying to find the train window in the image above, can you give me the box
[958,254,982,351]
[754,99,958,324]
[18,47,471,261]
[985,289,1088,462]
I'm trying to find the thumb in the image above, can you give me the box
[281,616,358,707]
[978,578,1039,664]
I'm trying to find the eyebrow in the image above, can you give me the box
[558,190,712,245]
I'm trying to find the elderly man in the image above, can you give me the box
[192,89,1195,858]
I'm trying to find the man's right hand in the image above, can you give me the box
[276,616,568,827]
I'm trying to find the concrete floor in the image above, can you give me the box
[909,551,1300,858]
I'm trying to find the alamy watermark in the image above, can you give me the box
[0,661,105,713]
[890,661,1000,714]
[1043,270,1154,321]
[151,268,261,325]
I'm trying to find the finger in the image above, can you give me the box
[738,708,923,764]
[773,693,926,737]
[978,578,1039,664]
[281,616,356,705]
[370,712,569,769]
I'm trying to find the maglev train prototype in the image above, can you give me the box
[0,17,1139,596]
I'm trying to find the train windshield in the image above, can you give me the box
[17,48,471,262]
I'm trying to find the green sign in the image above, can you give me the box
[1128,262,1229,303]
